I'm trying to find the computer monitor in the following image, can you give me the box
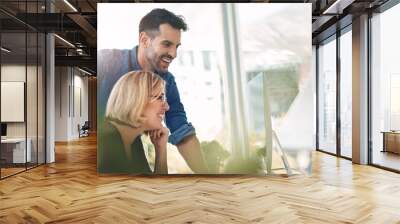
[1,123,7,137]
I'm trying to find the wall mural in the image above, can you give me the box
[97,3,313,175]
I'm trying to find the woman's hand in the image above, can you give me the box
[148,126,169,149]
[148,127,169,174]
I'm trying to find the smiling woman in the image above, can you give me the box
[98,70,169,174]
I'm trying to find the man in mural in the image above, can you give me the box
[98,8,208,173]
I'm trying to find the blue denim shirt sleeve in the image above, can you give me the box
[168,122,196,146]
[164,74,196,145]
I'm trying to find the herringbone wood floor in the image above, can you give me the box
[1,135,400,223]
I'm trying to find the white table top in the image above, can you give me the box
[1,138,27,143]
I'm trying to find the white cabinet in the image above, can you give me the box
[1,138,32,163]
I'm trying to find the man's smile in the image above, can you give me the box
[161,56,172,64]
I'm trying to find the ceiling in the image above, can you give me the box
[0,0,391,75]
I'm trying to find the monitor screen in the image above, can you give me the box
[1,123,7,137]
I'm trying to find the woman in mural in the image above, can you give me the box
[98,70,169,174]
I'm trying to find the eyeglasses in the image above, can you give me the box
[150,94,166,102]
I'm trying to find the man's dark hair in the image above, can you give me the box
[139,8,187,36]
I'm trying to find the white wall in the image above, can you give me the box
[1,65,38,138]
[1,63,46,164]
[55,66,69,141]
[1,65,26,141]
[55,67,89,141]
[70,72,89,138]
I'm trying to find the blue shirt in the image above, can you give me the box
[98,46,195,145]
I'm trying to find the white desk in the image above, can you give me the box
[1,138,31,163]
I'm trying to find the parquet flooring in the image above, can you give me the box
[1,167,26,177]
[1,135,400,223]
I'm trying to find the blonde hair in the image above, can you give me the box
[105,70,165,127]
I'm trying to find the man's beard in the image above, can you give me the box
[148,53,171,74]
